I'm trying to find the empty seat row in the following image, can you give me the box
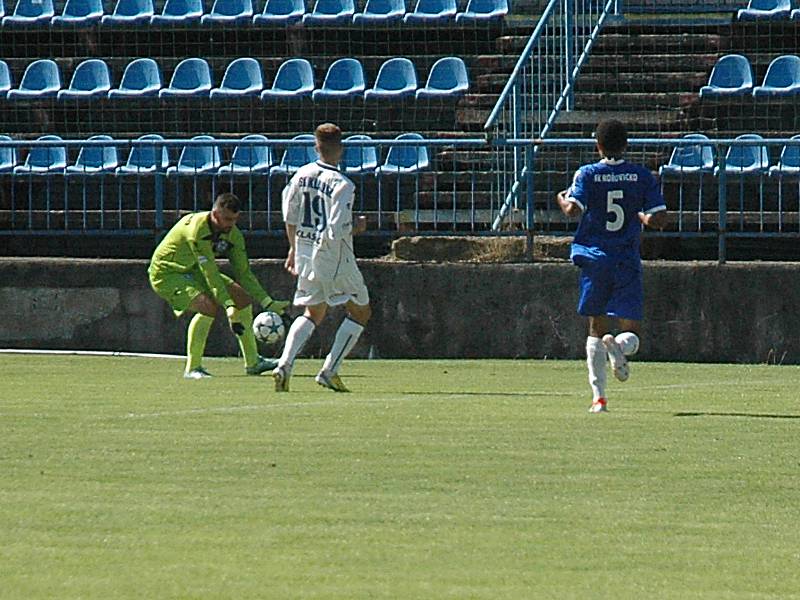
[737,0,800,21]
[659,133,800,177]
[699,54,800,98]
[0,56,469,100]
[0,132,431,175]
[0,0,507,26]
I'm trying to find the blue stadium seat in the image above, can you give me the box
[364,58,417,99]
[101,0,155,24]
[416,56,469,99]
[260,58,315,99]
[715,134,770,176]
[302,0,354,24]
[341,134,378,174]
[66,135,120,174]
[159,58,212,97]
[352,0,405,23]
[454,0,507,22]
[312,58,365,100]
[252,0,305,24]
[269,134,317,175]
[793,8,800,20]
[201,0,253,23]
[737,0,790,20]
[403,0,456,23]
[0,135,19,172]
[210,57,263,98]
[116,134,170,174]
[699,54,753,98]
[218,134,274,173]
[57,59,111,100]
[167,135,221,175]
[108,58,162,98]
[0,60,12,97]
[375,133,430,174]
[51,0,104,25]
[14,135,66,174]
[659,134,715,176]
[150,0,203,24]
[0,2,3,18]
[2,0,55,25]
[769,135,800,177]
[752,55,800,97]
[6,60,61,99]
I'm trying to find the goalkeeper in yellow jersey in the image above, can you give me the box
[148,192,290,379]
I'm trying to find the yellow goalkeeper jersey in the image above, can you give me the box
[148,211,268,309]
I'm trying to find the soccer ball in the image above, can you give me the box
[252,311,286,345]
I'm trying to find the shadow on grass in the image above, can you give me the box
[674,412,800,419]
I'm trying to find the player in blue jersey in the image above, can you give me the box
[555,119,667,413]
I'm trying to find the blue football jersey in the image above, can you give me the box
[565,159,666,252]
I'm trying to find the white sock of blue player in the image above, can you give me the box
[321,316,364,375]
[586,336,607,401]
[278,315,316,371]
[615,332,640,356]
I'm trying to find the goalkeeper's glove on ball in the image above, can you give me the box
[262,297,291,315]
[226,306,245,336]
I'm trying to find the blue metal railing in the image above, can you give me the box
[484,0,620,231]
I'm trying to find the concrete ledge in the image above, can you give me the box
[0,258,798,364]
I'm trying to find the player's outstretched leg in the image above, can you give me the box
[602,334,629,382]
[271,315,316,392]
[586,336,609,413]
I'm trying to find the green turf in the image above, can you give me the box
[1,354,799,599]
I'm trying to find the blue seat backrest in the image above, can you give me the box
[170,59,211,90]
[127,134,169,169]
[763,55,800,87]
[22,60,61,91]
[0,135,18,169]
[668,134,714,169]
[323,58,364,91]
[162,0,203,16]
[778,135,800,168]
[27,135,66,169]
[428,57,467,89]
[0,61,12,91]
[179,136,221,169]
[121,58,162,90]
[411,0,456,14]
[710,55,752,88]
[222,58,262,89]
[375,58,416,90]
[69,60,110,91]
[74,135,118,169]
[61,0,103,17]
[311,0,353,14]
[231,134,272,168]
[281,134,317,167]
[113,0,154,16]
[210,0,252,15]
[274,59,314,91]
[727,134,768,169]
[387,133,428,168]
[12,0,55,18]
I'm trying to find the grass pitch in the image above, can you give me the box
[1,354,799,599]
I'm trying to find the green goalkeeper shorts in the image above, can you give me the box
[149,269,234,317]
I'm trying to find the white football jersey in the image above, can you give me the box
[282,160,357,282]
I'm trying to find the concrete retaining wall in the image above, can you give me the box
[0,258,797,364]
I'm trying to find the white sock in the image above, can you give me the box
[586,336,607,401]
[615,332,640,356]
[321,317,365,375]
[278,315,316,370]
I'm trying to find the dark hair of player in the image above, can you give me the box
[315,122,342,147]
[214,192,241,213]
[595,119,628,159]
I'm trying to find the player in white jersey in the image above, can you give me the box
[272,123,371,392]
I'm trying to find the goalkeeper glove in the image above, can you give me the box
[226,306,245,336]
[262,297,291,315]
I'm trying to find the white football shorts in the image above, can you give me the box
[293,263,370,307]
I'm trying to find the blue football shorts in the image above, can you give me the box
[573,247,644,321]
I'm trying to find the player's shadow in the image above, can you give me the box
[674,412,800,419]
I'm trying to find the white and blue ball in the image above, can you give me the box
[252,311,286,345]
